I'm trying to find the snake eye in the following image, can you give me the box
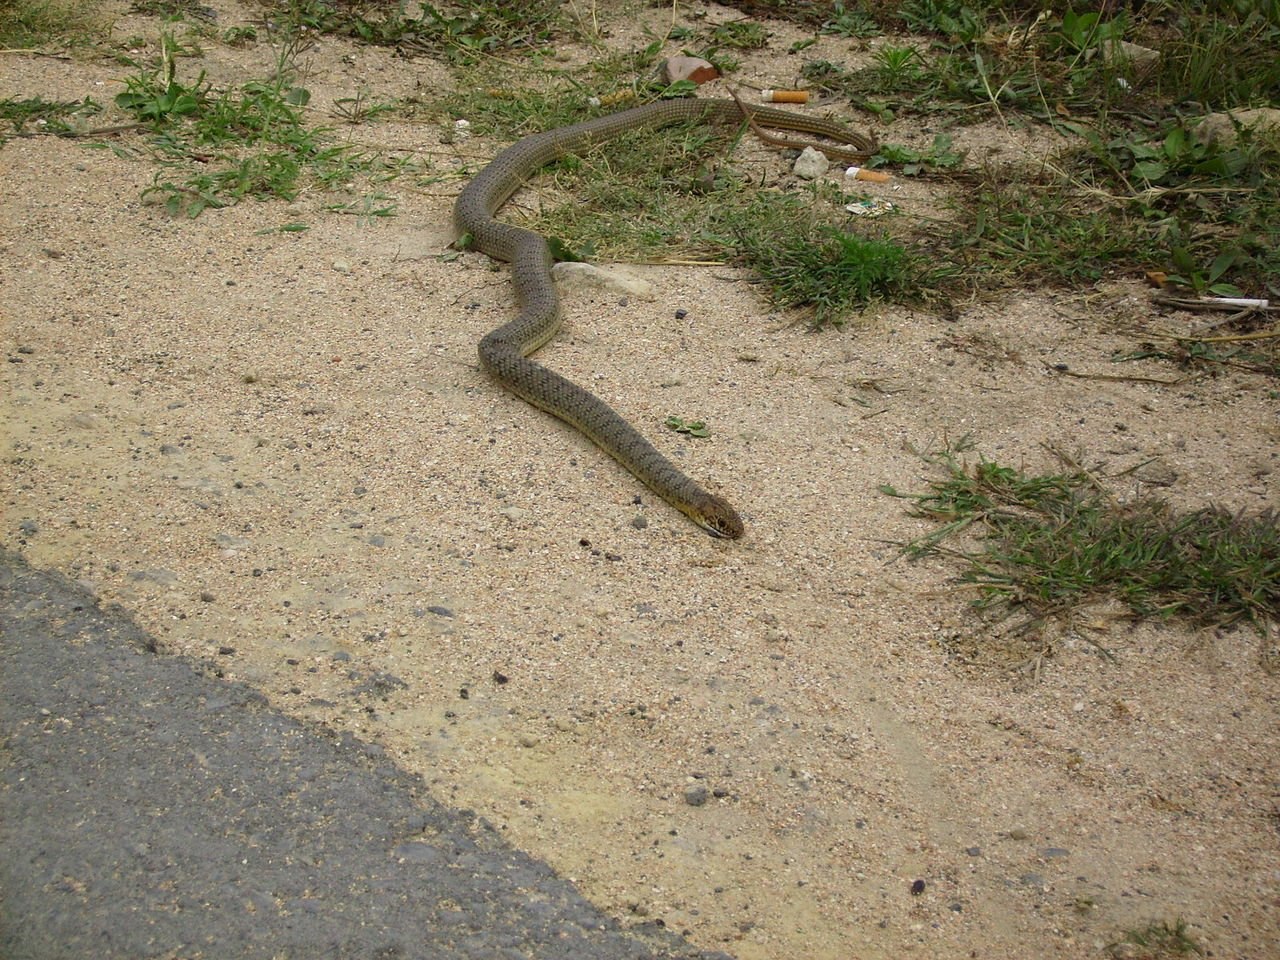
[706,509,744,540]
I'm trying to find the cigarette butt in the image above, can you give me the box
[1206,296,1270,308]
[846,166,892,183]
[761,89,809,104]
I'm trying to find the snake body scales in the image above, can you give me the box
[455,98,875,538]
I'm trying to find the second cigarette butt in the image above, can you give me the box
[761,89,809,104]
[846,166,892,183]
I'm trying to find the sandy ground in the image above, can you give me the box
[3,2,1278,958]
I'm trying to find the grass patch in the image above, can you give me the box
[1108,918,1205,959]
[109,31,399,216]
[732,192,936,325]
[255,0,571,61]
[0,95,103,137]
[0,0,112,47]
[883,443,1279,651]
[794,1,1280,305]
[951,170,1165,287]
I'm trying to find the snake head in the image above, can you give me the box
[693,495,745,540]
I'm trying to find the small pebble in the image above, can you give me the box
[683,783,710,807]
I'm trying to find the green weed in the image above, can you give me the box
[873,133,964,175]
[709,20,769,50]
[820,2,880,39]
[664,417,711,438]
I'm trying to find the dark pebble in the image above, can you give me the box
[910,879,926,896]
[217,646,235,656]
[332,651,352,662]
[675,309,688,319]
[426,605,454,618]
[965,846,982,856]
[1042,847,1070,859]
[683,784,710,807]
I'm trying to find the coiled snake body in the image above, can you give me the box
[454,98,875,538]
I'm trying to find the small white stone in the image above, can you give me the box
[553,261,656,301]
[792,146,829,180]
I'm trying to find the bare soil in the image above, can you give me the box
[3,3,1277,958]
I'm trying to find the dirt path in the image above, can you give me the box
[3,2,1277,958]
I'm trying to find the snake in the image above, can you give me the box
[454,97,876,538]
